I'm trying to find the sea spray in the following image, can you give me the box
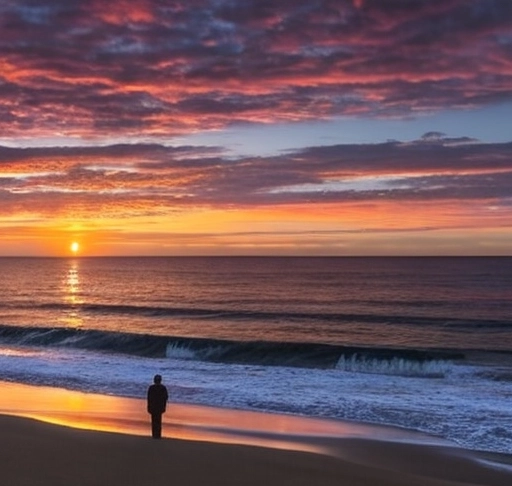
[165,342,197,360]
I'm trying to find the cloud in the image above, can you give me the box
[0,136,511,223]
[0,0,510,137]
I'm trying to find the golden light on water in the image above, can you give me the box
[62,260,84,327]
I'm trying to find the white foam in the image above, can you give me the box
[165,342,198,360]
[335,355,449,378]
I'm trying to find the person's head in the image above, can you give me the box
[153,374,162,384]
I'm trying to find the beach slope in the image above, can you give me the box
[3,414,512,486]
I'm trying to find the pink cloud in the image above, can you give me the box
[0,0,509,137]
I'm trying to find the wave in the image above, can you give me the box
[2,301,511,330]
[0,324,468,377]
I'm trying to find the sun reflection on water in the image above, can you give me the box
[61,260,84,328]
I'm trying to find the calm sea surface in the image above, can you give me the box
[0,257,511,453]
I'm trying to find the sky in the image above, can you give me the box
[0,0,511,256]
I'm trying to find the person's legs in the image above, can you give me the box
[151,413,162,438]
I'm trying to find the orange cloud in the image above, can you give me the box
[90,0,156,25]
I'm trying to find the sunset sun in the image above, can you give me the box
[70,242,80,255]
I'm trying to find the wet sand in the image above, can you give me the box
[1,381,511,486]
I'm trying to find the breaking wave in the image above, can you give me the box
[336,355,450,378]
[0,324,466,377]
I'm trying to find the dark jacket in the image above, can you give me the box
[147,383,168,414]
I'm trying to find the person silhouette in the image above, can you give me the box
[147,374,169,439]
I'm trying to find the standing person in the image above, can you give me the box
[147,374,168,439]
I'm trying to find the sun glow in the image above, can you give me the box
[70,241,80,255]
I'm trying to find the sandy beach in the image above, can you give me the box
[1,381,511,486]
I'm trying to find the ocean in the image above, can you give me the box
[0,256,511,453]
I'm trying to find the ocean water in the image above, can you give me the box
[0,256,511,453]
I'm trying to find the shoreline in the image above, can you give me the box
[0,380,454,453]
[2,381,512,485]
